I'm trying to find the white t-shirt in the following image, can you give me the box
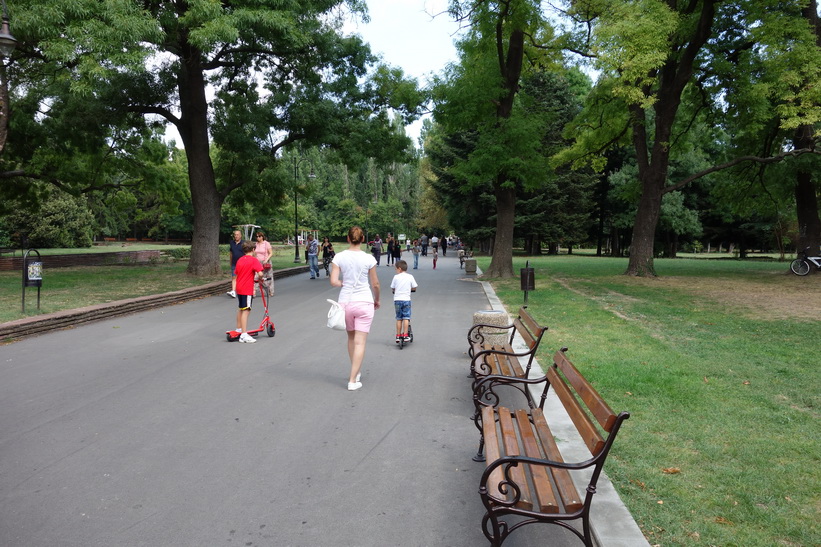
[390,271,418,301]
[332,249,377,303]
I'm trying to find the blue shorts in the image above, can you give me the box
[394,300,411,320]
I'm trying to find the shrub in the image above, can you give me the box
[165,247,191,259]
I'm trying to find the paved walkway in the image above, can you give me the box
[0,251,646,546]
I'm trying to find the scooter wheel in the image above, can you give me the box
[226,332,235,342]
[267,324,276,337]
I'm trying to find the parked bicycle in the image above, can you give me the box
[789,246,821,276]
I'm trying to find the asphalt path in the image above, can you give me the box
[0,251,580,546]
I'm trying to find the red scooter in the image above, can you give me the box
[226,279,276,341]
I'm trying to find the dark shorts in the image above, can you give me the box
[394,300,411,320]
[237,294,253,310]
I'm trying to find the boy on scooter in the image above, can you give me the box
[390,260,417,343]
[232,240,264,343]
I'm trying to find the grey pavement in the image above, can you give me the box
[0,250,645,546]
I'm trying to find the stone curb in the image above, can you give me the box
[0,265,310,343]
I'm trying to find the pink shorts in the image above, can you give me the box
[343,301,375,333]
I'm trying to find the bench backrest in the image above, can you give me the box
[512,307,547,351]
[548,349,624,456]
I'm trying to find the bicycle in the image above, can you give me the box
[789,246,821,276]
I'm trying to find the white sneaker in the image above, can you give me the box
[239,333,256,343]
[227,290,237,298]
[347,381,362,391]
[355,373,361,383]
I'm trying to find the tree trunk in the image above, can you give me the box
[177,48,222,276]
[626,172,664,276]
[794,164,821,254]
[794,2,821,255]
[624,0,716,276]
[482,26,525,279]
[484,183,516,277]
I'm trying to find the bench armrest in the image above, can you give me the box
[468,322,515,345]
[483,455,597,480]
[473,373,550,410]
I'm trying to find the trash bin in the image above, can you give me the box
[472,310,509,346]
[464,258,477,274]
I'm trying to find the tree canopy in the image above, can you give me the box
[6,0,426,274]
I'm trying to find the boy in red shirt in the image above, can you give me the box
[232,240,264,343]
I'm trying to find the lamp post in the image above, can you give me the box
[292,155,315,263]
[0,0,17,155]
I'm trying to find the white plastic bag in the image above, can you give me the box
[326,299,346,331]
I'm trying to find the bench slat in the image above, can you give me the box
[517,308,546,342]
[481,343,526,379]
[482,406,504,501]
[515,408,560,513]
[513,317,537,351]
[531,408,583,512]
[554,351,617,432]
[546,366,605,455]
[490,350,508,377]
[498,407,532,509]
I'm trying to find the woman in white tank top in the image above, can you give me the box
[330,226,381,391]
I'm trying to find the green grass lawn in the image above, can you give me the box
[479,255,820,546]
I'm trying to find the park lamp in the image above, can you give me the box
[292,156,316,263]
[0,0,17,59]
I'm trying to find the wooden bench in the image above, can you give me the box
[0,248,17,256]
[477,348,630,546]
[467,307,548,420]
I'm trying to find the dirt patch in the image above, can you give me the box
[624,271,821,322]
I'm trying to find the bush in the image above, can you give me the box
[2,190,93,248]
[165,247,191,259]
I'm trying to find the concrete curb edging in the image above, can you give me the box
[478,280,650,547]
[0,265,310,343]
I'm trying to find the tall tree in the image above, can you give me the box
[433,0,557,277]
[555,0,821,275]
[10,0,424,274]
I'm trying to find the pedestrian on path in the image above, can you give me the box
[386,234,395,266]
[330,226,381,391]
[321,237,335,277]
[432,245,438,269]
[227,229,243,298]
[411,239,420,269]
[306,234,320,279]
[391,235,402,264]
[371,234,383,266]
[254,231,274,297]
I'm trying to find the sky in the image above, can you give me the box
[349,0,464,144]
